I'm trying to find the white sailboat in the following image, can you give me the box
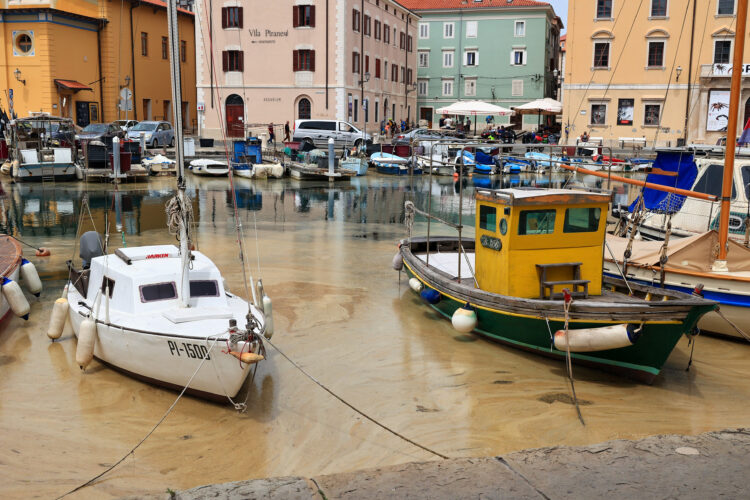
[54,0,272,400]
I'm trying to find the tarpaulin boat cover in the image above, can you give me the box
[629,150,697,214]
[606,231,750,273]
[475,150,494,165]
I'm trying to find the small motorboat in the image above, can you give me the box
[341,157,369,176]
[143,154,176,175]
[190,159,229,176]
[371,152,417,175]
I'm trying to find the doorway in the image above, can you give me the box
[143,99,152,120]
[420,107,433,128]
[163,100,172,123]
[298,97,311,120]
[226,94,244,137]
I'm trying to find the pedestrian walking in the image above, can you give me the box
[283,121,291,142]
[268,123,275,144]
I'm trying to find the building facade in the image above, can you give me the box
[0,0,197,130]
[564,0,750,148]
[194,0,419,140]
[400,0,562,129]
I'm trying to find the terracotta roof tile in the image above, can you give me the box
[397,0,551,11]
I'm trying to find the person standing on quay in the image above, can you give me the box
[283,121,291,143]
[268,123,275,145]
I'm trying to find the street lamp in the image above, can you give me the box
[676,66,683,81]
[14,68,26,85]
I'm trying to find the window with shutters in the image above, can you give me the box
[465,79,476,97]
[374,20,381,40]
[443,50,454,68]
[365,55,369,73]
[352,52,360,73]
[442,79,454,96]
[514,21,525,37]
[364,15,371,36]
[375,58,381,78]
[293,49,315,71]
[353,9,360,32]
[222,50,244,72]
[399,32,405,49]
[383,61,388,81]
[180,40,186,63]
[512,79,523,97]
[222,7,243,29]
[141,32,148,56]
[407,35,413,52]
[417,80,428,96]
[293,5,315,27]
[407,68,413,85]
[384,23,390,43]
[511,49,526,66]
[418,51,429,68]
[161,36,168,59]
[443,22,454,39]
[391,64,398,82]
[466,21,477,38]
[465,50,478,66]
[401,66,405,83]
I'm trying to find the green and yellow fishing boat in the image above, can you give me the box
[396,188,717,383]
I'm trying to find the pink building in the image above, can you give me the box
[194,0,419,140]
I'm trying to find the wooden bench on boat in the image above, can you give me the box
[536,262,590,300]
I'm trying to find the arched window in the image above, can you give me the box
[226,94,243,106]
[298,98,311,119]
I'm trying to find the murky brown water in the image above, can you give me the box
[1,174,750,499]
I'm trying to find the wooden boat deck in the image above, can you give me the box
[0,236,22,277]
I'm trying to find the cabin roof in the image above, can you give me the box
[92,245,220,280]
[475,188,611,207]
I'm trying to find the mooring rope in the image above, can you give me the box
[562,292,586,427]
[54,338,219,499]
[263,337,449,460]
[715,306,750,343]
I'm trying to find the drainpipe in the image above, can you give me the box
[326,0,329,109]
[360,0,364,126]
[97,21,105,122]
[130,2,138,120]
[404,13,409,120]
[683,0,697,145]
[209,0,214,109]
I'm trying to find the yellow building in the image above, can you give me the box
[564,0,749,148]
[0,0,196,130]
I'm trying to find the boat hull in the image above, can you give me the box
[14,163,77,181]
[401,237,715,383]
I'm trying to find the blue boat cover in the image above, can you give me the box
[475,150,494,165]
[629,150,697,214]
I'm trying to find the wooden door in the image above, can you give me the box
[226,105,244,137]
[420,107,433,129]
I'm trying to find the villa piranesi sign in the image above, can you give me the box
[707,90,730,132]
[248,28,289,44]
[712,64,750,76]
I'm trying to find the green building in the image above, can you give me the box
[400,0,562,130]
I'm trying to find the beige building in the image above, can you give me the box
[564,0,750,148]
[194,0,418,140]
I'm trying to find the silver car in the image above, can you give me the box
[293,119,372,148]
[127,120,174,148]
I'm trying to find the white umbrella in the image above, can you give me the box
[436,100,513,135]
[512,98,562,129]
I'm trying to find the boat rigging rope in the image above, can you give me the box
[263,337,449,460]
[165,194,194,249]
[658,215,673,288]
[715,306,750,343]
[604,240,634,296]
[54,338,220,500]
[562,291,585,427]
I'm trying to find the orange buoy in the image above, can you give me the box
[35,247,51,257]
[227,350,264,364]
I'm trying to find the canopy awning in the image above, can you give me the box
[436,100,514,116]
[512,98,563,115]
[54,79,92,92]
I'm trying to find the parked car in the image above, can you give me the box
[76,122,125,143]
[293,119,372,148]
[391,128,444,146]
[127,121,174,148]
[113,119,139,132]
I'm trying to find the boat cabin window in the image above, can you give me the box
[479,205,496,231]
[742,167,750,199]
[563,207,601,233]
[694,164,736,199]
[518,210,556,235]
[189,280,219,297]
[100,276,115,298]
[139,282,177,302]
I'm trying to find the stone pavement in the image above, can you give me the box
[134,428,750,499]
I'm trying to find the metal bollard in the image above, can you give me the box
[112,136,121,181]
[139,132,146,154]
[328,138,335,176]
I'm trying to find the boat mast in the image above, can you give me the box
[715,0,749,271]
[166,0,190,306]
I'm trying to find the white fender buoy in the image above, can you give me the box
[20,258,42,296]
[262,295,274,339]
[452,305,478,334]
[392,253,404,271]
[76,318,97,369]
[409,278,423,293]
[553,324,641,353]
[2,277,30,320]
[47,297,68,340]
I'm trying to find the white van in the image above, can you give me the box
[293,119,372,148]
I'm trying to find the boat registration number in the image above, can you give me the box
[167,340,211,360]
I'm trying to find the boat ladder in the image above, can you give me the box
[41,165,55,183]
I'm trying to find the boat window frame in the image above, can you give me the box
[100,276,115,298]
[479,204,497,232]
[189,280,220,298]
[139,281,178,303]
[518,209,556,235]
[694,164,737,199]
[563,207,602,233]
